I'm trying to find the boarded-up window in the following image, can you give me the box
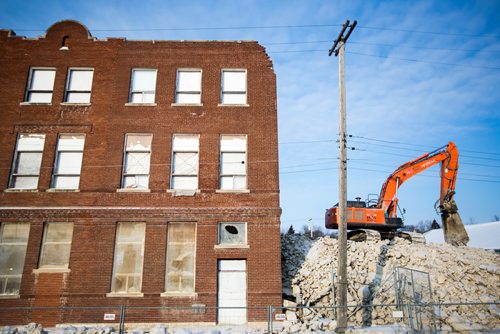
[39,222,74,269]
[218,223,246,245]
[129,69,157,103]
[0,223,30,295]
[175,69,202,104]
[52,134,85,189]
[220,135,247,190]
[171,135,199,190]
[221,70,247,105]
[9,134,46,189]
[121,134,152,189]
[165,223,196,294]
[111,223,145,293]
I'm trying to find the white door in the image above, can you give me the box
[217,260,247,324]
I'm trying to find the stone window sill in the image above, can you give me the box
[106,292,144,298]
[216,189,250,194]
[124,103,157,107]
[60,103,91,106]
[116,188,151,193]
[171,103,203,107]
[160,292,197,298]
[19,102,52,106]
[214,244,249,250]
[0,294,20,299]
[217,104,249,107]
[46,188,80,192]
[4,189,39,193]
[33,268,71,274]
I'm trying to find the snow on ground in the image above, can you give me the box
[425,221,500,250]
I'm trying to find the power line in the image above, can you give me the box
[11,24,344,33]
[346,51,500,70]
[356,25,500,39]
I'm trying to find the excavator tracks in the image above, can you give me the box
[347,229,426,244]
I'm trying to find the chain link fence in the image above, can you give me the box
[1,301,499,333]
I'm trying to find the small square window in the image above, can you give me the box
[175,69,202,104]
[218,223,246,246]
[129,69,157,103]
[25,68,56,103]
[221,70,247,105]
[64,69,94,103]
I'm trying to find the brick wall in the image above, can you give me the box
[0,20,281,326]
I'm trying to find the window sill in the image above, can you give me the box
[106,292,144,298]
[160,292,198,298]
[167,189,199,197]
[216,189,250,194]
[46,188,80,192]
[19,102,52,106]
[171,103,203,107]
[4,189,39,193]
[33,268,71,274]
[217,103,249,107]
[116,188,151,193]
[0,294,20,299]
[214,244,249,250]
[124,103,157,107]
[60,102,91,106]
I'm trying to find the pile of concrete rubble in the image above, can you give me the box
[281,234,500,333]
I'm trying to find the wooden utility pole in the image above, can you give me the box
[329,19,356,333]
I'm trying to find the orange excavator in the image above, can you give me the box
[325,142,469,245]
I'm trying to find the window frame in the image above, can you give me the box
[24,67,56,103]
[120,134,153,190]
[128,68,157,104]
[38,222,74,271]
[163,222,197,295]
[51,134,85,190]
[9,133,46,190]
[0,223,30,296]
[170,134,200,191]
[219,134,247,191]
[220,69,247,105]
[109,222,146,295]
[174,69,202,105]
[217,222,247,247]
[63,68,94,104]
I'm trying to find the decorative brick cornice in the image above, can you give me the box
[0,206,282,220]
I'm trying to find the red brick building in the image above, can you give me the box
[0,20,281,326]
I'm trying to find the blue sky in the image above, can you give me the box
[1,0,499,232]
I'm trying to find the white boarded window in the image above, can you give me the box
[218,223,246,246]
[175,69,202,104]
[0,223,30,296]
[25,68,56,103]
[171,135,199,190]
[9,134,46,189]
[121,134,152,189]
[129,69,157,103]
[64,69,94,103]
[52,134,85,189]
[39,222,73,269]
[165,223,196,294]
[220,135,247,190]
[111,223,145,293]
[221,70,247,105]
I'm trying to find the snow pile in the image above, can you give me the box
[281,234,500,333]
[425,221,500,250]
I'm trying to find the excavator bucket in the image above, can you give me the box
[440,196,469,246]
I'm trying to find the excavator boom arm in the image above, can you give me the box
[377,142,459,217]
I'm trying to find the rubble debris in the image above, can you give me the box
[281,234,500,332]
